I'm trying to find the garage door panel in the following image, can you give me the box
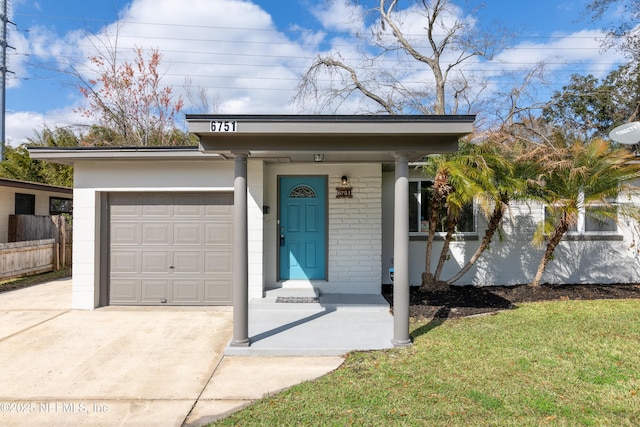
[109,192,233,306]
[205,250,233,273]
[111,251,140,273]
[142,223,172,245]
[140,279,169,303]
[173,251,202,273]
[204,278,232,303]
[205,203,233,217]
[110,279,139,303]
[141,252,170,273]
[172,280,202,303]
[174,223,203,245]
[205,223,233,245]
[141,194,173,217]
[111,223,140,245]
[174,203,204,217]
[111,205,139,217]
[110,202,140,217]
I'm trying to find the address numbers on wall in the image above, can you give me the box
[209,120,238,132]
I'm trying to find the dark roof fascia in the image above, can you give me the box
[0,178,73,194]
[185,114,476,123]
[27,145,200,152]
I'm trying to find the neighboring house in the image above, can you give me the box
[27,114,640,346]
[0,178,73,243]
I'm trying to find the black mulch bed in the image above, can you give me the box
[381,283,640,320]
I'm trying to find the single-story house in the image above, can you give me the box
[28,114,640,347]
[0,178,73,243]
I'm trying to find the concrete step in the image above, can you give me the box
[264,287,320,299]
[251,291,390,313]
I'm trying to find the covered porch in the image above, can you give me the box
[187,114,475,349]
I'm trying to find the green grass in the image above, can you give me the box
[0,268,71,293]
[212,300,640,426]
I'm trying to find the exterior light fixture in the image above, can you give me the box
[314,154,324,162]
[336,175,353,198]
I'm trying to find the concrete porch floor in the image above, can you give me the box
[225,289,395,356]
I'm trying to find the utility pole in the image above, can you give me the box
[0,0,12,162]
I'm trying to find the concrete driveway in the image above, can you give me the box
[0,279,343,426]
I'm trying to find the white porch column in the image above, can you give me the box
[392,153,412,347]
[231,153,250,347]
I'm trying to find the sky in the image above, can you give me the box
[3,0,628,146]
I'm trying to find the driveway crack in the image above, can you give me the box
[0,310,70,343]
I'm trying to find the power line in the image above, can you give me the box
[12,11,630,41]
[4,8,632,130]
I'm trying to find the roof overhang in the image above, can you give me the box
[0,177,72,194]
[28,115,476,165]
[187,114,475,163]
[27,146,218,166]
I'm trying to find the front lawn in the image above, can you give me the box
[212,299,640,426]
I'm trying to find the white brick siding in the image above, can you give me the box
[327,173,382,293]
[264,163,382,294]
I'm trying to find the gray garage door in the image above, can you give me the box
[109,193,233,306]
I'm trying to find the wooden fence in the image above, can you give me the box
[0,239,57,280]
[1,215,72,280]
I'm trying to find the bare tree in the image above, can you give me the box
[585,0,640,60]
[184,76,220,114]
[296,0,503,115]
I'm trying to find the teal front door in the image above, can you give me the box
[279,176,327,280]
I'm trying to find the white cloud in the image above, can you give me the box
[5,112,47,146]
[89,0,315,115]
[8,0,320,143]
[4,0,632,144]
[492,29,626,85]
[5,108,90,147]
[311,0,365,33]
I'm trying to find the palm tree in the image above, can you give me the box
[420,141,502,291]
[444,136,539,285]
[529,135,640,287]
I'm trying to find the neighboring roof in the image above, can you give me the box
[28,115,476,164]
[187,114,475,162]
[0,178,73,194]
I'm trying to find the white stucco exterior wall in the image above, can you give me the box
[382,172,640,286]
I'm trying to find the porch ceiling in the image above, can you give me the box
[187,114,475,163]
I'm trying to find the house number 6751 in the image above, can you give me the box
[210,120,237,132]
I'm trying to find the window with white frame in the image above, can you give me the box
[583,206,617,232]
[409,180,475,234]
[544,195,618,236]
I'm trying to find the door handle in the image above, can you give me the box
[280,233,285,247]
